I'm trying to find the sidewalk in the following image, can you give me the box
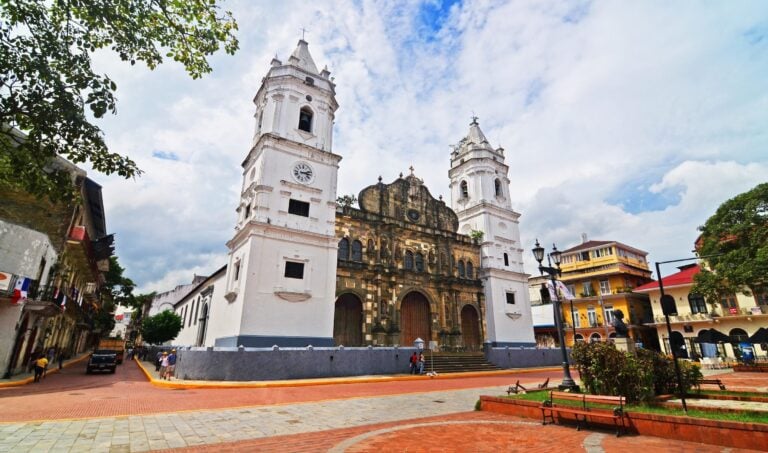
[134,358,559,390]
[0,353,90,388]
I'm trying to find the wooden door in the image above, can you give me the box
[461,305,481,350]
[334,294,363,346]
[401,292,431,346]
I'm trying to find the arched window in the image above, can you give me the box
[688,294,707,314]
[338,238,350,261]
[298,107,313,132]
[415,253,424,272]
[466,261,474,279]
[494,178,502,197]
[460,181,468,199]
[503,253,509,266]
[574,334,585,343]
[458,260,465,278]
[351,240,363,262]
[590,333,602,343]
[404,251,414,270]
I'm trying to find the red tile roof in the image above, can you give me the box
[634,264,700,292]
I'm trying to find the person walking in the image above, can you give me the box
[165,349,177,380]
[33,355,48,383]
[159,352,169,379]
[155,351,163,371]
[409,352,418,374]
[418,352,425,375]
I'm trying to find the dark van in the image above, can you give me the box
[86,350,117,374]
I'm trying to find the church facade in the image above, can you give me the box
[170,40,535,350]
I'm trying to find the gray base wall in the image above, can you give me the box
[159,346,567,381]
[484,347,570,369]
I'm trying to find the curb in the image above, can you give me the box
[134,359,561,390]
[0,353,90,388]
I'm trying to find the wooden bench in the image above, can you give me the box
[541,391,627,436]
[697,379,726,391]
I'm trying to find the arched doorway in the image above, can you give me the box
[401,292,431,346]
[670,331,687,358]
[729,328,749,360]
[334,294,363,346]
[460,305,481,351]
[197,303,209,346]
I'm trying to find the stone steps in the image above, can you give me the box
[417,352,503,373]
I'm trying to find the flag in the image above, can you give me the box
[11,277,31,305]
[59,294,67,311]
[556,280,575,300]
[545,280,575,301]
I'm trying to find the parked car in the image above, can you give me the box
[86,350,117,374]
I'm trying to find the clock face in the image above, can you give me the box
[292,162,314,184]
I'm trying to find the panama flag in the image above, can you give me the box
[11,277,31,305]
[59,293,67,311]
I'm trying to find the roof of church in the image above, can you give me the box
[453,118,501,156]
[288,39,319,74]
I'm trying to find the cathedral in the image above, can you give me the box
[170,40,535,350]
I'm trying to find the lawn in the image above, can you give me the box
[505,390,768,424]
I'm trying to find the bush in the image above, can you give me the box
[571,342,653,402]
[571,342,701,402]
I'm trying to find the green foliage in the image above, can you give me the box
[101,257,135,307]
[692,183,768,300]
[92,301,116,335]
[571,341,653,402]
[140,310,182,345]
[572,342,702,402]
[336,194,358,208]
[0,0,239,200]
[469,229,484,241]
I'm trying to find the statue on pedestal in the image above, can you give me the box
[612,309,629,338]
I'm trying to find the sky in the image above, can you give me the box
[89,0,768,293]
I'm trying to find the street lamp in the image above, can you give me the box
[533,240,579,391]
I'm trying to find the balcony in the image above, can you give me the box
[66,225,100,280]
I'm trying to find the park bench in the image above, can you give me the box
[697,379,726,391]
[541,390,626,436]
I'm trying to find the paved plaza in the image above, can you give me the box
[0,361,764,452]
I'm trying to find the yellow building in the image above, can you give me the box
[556,239,655,347]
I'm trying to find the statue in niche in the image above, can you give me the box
[612,310,629,338]
[394,242,401,262]
[380,239,389,259]
[366,239,375,259]
[428,250,436,265]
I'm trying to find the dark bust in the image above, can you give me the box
[612,309,629,338]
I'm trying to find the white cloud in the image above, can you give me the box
[82,0,768,291]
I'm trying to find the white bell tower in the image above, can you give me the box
[448,118,535,346]
[217,40,341,347]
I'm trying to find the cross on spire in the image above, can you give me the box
[300,27,308,41]
[409,165,415,175]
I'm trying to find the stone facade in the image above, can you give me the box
[334,172,485,350]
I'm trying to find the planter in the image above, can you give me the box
[480,395,768,451]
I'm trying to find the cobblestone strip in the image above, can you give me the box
[0,385,508,452]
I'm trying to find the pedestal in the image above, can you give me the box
[614,337,636,354]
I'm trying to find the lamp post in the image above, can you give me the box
[533,240,579,391]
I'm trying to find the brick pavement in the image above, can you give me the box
[0,361,764,452]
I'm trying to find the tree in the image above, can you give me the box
[692,183,768,304]
[336,194,358,208]
[101,256,135,308]
[1,0,239,201]
[140,310,182,345]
